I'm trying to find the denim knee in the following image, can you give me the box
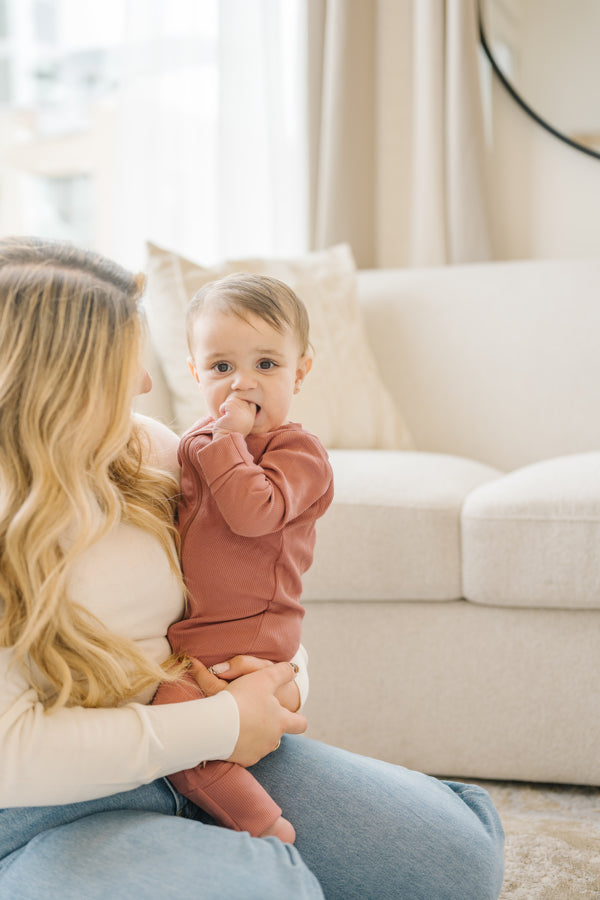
[443,782,505,899]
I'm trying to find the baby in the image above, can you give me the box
[154,273,334,843]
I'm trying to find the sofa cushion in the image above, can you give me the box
[144,241,412,450]
[462,453,600,609]
[357,260,600,471]
[302,450,501,602]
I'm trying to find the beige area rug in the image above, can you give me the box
[472,780,600,899]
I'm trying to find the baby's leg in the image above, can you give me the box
[153,671,203,705]
[260,815,296,843]
[169,759,295,843]
[154,675,293,842]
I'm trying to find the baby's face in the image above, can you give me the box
[188,308,311,435]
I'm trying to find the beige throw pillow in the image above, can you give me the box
[144,241,412,449]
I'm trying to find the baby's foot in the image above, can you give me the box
[260,815,296,844]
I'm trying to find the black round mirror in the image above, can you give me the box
[478,0,600,160]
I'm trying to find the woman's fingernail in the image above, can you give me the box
[289,662,299,675]
[209,662,230,675]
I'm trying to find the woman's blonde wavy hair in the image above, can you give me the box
[0,237,184,711]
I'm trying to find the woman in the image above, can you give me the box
[0,237,504,899]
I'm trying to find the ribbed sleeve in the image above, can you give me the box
[0,652,239,807]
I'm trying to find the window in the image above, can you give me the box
[0,0,306,268]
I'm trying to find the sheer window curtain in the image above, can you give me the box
[308,0,492,268]
[110,0,308,270]
[0,0,308,270]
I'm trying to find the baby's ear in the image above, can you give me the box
[188,357,201,385]
[294,354,313,394]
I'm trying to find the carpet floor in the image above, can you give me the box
[471,780,600,899]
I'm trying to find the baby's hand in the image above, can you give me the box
[212,395,257,438]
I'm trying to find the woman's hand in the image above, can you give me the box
[208,655,301,712]
[188,658,307,767]
[225,663,307,766]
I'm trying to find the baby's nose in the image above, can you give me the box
[231,370,256,390]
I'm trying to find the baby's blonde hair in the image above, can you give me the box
[0,237,183,711]
[186,273,310,356]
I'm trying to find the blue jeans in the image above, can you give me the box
[0,736,504,899]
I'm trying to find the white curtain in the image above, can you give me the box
[0,0,308,270]
[309,0,491,268]
[110,0,308,269]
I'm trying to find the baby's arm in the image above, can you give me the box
[194,431,333,537]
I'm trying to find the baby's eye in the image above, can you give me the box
[257,359,277,370]
[213,362,232,373]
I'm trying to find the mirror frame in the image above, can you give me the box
[478,0,600,161]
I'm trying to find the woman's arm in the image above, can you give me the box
[0,650,306,807]
[290,644,309,709]
[133,413,181,482]
[0,647,239,806]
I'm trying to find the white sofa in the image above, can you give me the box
[138,256,600,786]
